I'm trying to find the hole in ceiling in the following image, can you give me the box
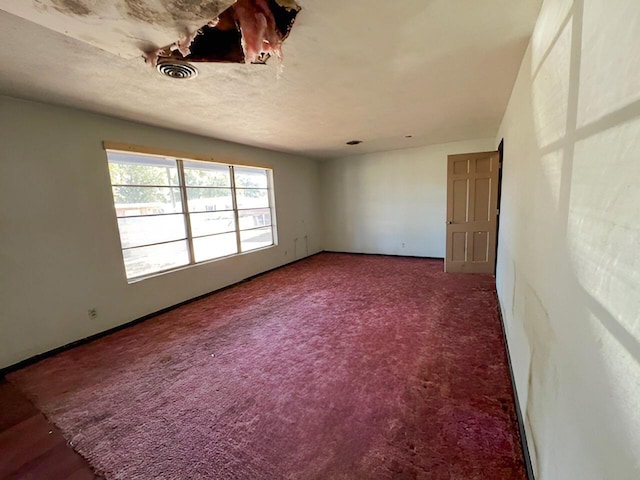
[346,140,363,146]
[145,0,300,67]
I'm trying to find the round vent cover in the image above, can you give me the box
[156,59,198,79]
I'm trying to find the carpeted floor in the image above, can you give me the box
[8,253,526,479]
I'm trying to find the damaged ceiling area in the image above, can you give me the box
[0,0,542,157]
[0,0,238,58]
[0,0,301,67]
[146,0,301,67]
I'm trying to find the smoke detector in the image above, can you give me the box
[156,59,198,79]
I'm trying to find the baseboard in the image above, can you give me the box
[1,252,323,377]
[494,295,536,480]
[323,249,445,261]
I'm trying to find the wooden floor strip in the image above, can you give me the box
[0,380,97,480]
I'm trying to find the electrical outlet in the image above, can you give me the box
[88,308,97,320]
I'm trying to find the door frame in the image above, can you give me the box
[494,139,504,274]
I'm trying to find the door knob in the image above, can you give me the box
[447,221,452,225]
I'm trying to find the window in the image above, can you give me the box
[106,149,276,281]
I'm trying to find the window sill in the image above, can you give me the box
[126,243,277,284]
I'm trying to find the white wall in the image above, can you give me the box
[321,139,495,258]
[0,96,322,369]
[495,0,640,478]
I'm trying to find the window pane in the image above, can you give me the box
[240,227,273,252]
[113,187,182,215]
[123,240,189,279]
[238,208,271,230]
[117,214,186,249]
[186,188,233,212]
[193,233,238,262]
[190,211,236,237]
[236,188,269,209]
[234,166,268,189]
[183,161,231,187]
[108,152,178,186]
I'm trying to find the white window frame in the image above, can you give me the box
[104,143,277,282]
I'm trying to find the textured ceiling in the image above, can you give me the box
[0,0,542,158]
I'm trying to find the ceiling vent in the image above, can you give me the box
[156,59,198,79]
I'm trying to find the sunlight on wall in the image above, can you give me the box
[531,19,571,147]
[585,309,640,468]
[496,0,640,477]
[531,0,573,71]
[540,150,562,209]
[568,117,640,342]
[577,0,640,127]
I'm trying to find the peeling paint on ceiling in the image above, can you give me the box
[0,0,236,57]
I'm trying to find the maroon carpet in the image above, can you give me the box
[8,253,526,479]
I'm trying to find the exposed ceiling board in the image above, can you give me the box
[0,0,542,158]
[0,0,236,58]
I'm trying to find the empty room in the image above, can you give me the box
[0,0,638,479]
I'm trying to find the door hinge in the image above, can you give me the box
[496,209,500,216]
